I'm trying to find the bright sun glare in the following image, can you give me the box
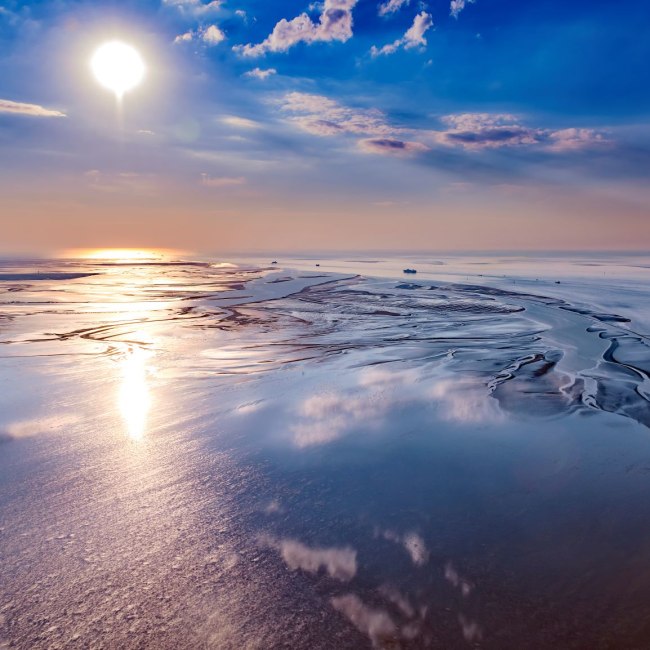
[91,41,145,99]
[84,248,161,261]
[119,346,151,441]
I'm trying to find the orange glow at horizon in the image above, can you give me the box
[62,248,187,261]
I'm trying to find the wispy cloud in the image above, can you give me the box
[201,174,246,187]
[84,170,157,194]
[163,0,223,16]
[435,112,541,149]
[371,11,433,56]
[280,93,607,159]
[433,113,606,151]
[235,0,358,56]
[0,6,18,25]
[378,0,410,16]
[243,67,277,80]
[279,92,426,157]
[450,0,475,19]
[280,91,394,138]
[221,115,260,129]
[0,99,65,118]
[546,128,607,152]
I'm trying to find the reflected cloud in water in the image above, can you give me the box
[378,584,416,619]
[376,528,430,567]
[0,414,80,442]
[331,594,397,649]
[445,562,473,597]
[261,535,357,581]
[291,367,425,448]
[402,532,429,567]
[263,499,283,515]
[291,367,504,448]
[118,346,152,441]
[292,393,378,447]
[429,376,505,424]
[458,613,483,642]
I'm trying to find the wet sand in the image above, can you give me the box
[1,254,650,649]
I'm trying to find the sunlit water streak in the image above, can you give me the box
[118,345,151,441]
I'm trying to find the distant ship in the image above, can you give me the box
[403,268,417,274]
[271,261,278,264]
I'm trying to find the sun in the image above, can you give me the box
[91,41,146,100]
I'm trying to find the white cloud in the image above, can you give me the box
[174,24,225,45]
[403,11,434,48]
[262,536,358,581]
[202,24,225,44]
[174,30,194,43]
[243,67,277,80]
[450,0,475,18]
[235,0,358,56]
[0,99,65,118]
[371,11,433,56]
[378,0,410,16]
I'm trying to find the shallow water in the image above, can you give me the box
[1,254,650,649]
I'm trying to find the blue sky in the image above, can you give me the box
[1,0,649,253]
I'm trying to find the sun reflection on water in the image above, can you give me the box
[118,346,151,440]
